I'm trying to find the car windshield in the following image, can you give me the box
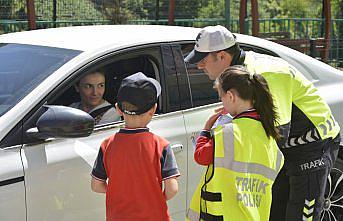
[0,43,81,117]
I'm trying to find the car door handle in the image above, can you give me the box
[171,144,183,153]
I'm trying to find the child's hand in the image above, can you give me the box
[204,107,225,130]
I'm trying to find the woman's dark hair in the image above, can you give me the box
[217,65,280,140]
[76,69,106,86]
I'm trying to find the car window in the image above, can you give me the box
[51,47,171,126]
[239,44,279,57]
[0,43,81,117]
[181,43,219,108]
[160,45,184,112]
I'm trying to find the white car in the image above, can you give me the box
[0,25,342,221]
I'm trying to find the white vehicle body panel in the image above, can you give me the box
[0,146,26,221]
[0,25,199,51]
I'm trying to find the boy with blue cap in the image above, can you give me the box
[91,72,180,221]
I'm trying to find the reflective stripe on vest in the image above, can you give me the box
[319,116,337,137]
[214,123,283,181]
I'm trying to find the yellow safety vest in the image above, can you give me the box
[187,117,284,221]
[244,51,340,146]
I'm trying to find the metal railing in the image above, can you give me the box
[0,18,342,68]
[0,19,111,33]
[128,18,240,32]
[1,18,342,37]
[327,39,343,67]
[256,18,342,39]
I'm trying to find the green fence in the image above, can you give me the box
[328,39,343,67]
[0,18,342,67]
[128,18,343,39]
[1,18,342,38]
[128,18,240,32]
[0,19,111,33]
[256,18,342,39]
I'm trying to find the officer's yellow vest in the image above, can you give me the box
[186,118,284,221]
[244,51,340,145]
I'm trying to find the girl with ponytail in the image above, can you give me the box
[216,65,280,140]
[195,65,281,165]
[188,65,283,221]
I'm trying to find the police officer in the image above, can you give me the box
[185,25,341,221]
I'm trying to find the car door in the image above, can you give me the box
[20,44,188,221]
[172,42,223,209]
[0,127,26,221]
[151,44,188,220]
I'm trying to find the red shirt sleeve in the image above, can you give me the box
[194,130,214,166]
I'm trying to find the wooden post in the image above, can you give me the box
[155,0,160,21]
[323,0,331,62]
[168,0,175,25]
[26,0,36,30]
[251,0,259,36]
[225,0,231,29]
[239,0,247,34]
[53,0,57,28]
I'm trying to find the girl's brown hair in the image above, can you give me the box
[217,65,280,140]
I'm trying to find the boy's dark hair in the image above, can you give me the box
[217,65,281,140]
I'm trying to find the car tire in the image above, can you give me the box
[321,158,343,221]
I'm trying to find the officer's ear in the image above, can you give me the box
[217,51,226,61]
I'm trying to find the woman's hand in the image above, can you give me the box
[203,107,225,130]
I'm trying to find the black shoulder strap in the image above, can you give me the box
[89,105,112,119]
[237,50,246,65]
[231,49,246,66]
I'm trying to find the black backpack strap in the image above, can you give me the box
[89,105,113,119]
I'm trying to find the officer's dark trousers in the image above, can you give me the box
[269,134,341,221]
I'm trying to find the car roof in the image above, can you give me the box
[0,24,283,53]
[0,25,201,51]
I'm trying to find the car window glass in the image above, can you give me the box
[181,43,219,107]
[161,45,183,112]
[239,44,279,57]
[52,55,161,126]
[0,43,81,117]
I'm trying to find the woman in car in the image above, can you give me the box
[71,70,121,125]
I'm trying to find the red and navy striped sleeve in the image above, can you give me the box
[91,148,107,181]
[194,130,214,166]
[160,144,180,180]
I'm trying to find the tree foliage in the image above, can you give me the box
[0,0,342,22]
[197,0,225,19]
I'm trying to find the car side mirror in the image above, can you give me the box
[26,105,95,139]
